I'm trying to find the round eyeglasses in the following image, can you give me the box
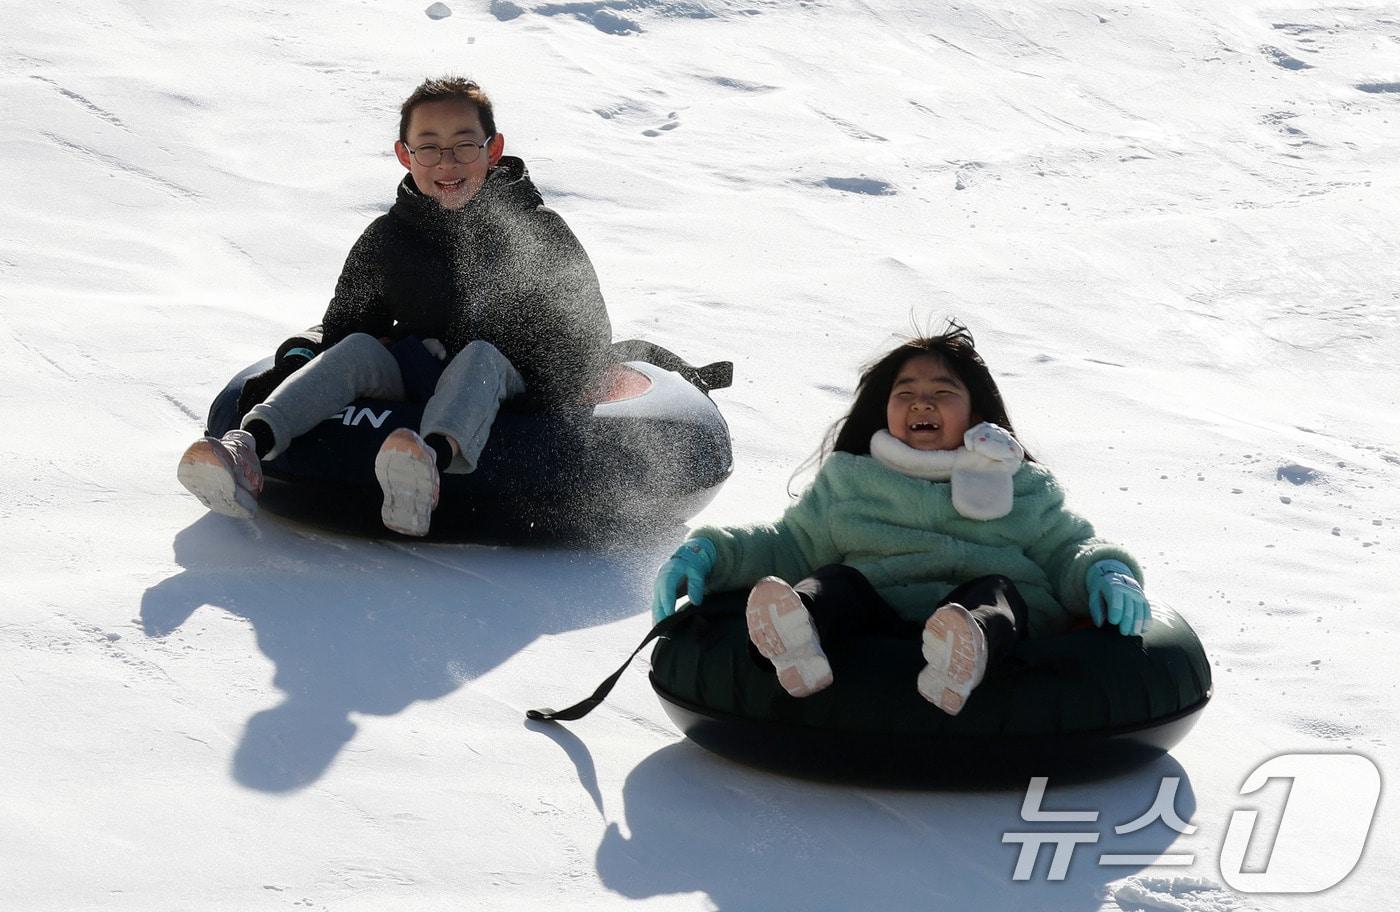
[406,135,495,167]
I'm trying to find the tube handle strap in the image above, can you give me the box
[526,602,736,722]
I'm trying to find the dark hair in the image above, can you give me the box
[825,321,1030,460]
[398,76,496,143]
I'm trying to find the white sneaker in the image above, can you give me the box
[374,428,440,537]
[177,430,263,519]
[917,603,989,715]
[745,577,833,698]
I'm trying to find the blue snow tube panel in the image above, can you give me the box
[205,354,733,540]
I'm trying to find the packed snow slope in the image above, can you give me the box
[3,1,1398,909]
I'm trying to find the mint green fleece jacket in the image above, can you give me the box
[692,453,1142,638]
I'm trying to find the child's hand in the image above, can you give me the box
[423,338,447,360]
[651,538,717,623]
[964,422,1024,464]
[1086,559,1150,636]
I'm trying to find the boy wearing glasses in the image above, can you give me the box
[178,76,612,536]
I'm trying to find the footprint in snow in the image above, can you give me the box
[1261,113,1317,148]
[593,99,679,136]
[1271,22,1327,38]
[642,114,680,137]
[1277,463,1322,485]
[584,7,642,34]
[530,2,642,34]
[817,176,896,196]
[951,160,992,191]
[1261,45,1312,70]
[702,75,778,93]
[491,0,523,19]
[1290,715,1366,741]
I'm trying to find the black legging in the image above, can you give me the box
[781,564,1030,669]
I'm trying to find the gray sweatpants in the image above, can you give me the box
[242,333,526,473]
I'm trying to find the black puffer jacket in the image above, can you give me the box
[279,156,612,405]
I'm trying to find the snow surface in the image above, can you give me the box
[3,1,1398,909]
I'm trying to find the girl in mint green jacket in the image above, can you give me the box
[651,324,1150,716]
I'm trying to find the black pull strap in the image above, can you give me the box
[526,612,684,722]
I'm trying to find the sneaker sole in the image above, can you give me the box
[375,432,438,537]
[745,577,833,698]
[177,439,256,519]
[917,604,988,715]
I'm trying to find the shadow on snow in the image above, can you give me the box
[595,742,1198,911]
[141,512,653,793]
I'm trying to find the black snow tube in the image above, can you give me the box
[649,594,1211,786]
[204,344,733,540]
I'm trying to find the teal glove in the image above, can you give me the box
[1087,559,1150,636]
[651,538,717,623]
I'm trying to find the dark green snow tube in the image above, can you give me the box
[650,593,1211,786]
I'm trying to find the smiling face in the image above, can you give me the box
[394,98,504,210]
[885,354,977,451]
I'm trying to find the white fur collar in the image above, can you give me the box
[869,430,960,480]
[869,423,1025,520]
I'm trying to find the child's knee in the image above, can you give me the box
[455,339,509,366]
[328,333,400,372]
[334,332,387,355]
[450,340,525,390]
